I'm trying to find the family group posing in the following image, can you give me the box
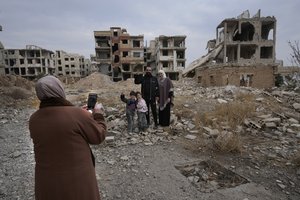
[121,66,174,133]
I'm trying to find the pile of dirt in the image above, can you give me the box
[0,75,35,108]
[0,75,34,90]
[71,72,115,90]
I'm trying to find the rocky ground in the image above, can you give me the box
[0,73,300,200]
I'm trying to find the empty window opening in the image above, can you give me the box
[162,50,168,56]
[35,59,41,64]
[123,51,129,57]
[174,39,184,47]
[9,59,16,66]
[162,40,168,47]
[240,45,256,59]
[20,51,25,57]
[233,22,255,41]
[226,46,238,62]
[70,57,74,61]
[36,52,40,57]
[97,52,110,59]
[122,40,128,44]
[113,67,121,77]
[113,30,118,37]
[71,65,75,68]
[58,60,61,65]
[5,68,9,74]
[178,61,185,68]
[20,59,24,65]
[133,40,140,48]
[133,52,141,58]
[261,22,274,40]
[58,67,62,71]
[122,64,130,71]
[240,74,253,87]
[27,59,33,64]
[112,43,119,53]
[65,58,69,61]
[114,55,120,63]
[28,68,35,75]
[162,61,168,68]
[260,47,273,59]
[177,51,184,59]
[21,68,26,75]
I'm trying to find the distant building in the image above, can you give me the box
[184,10,278,89]
[148,35,186,80]
[3,45,54,79]
[0,42,5,75]
[94,27,145,81]
[53,50,89,78]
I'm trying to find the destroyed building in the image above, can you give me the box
[53,50,90,78]
[94,27,145,81]
[147,35,186,80]
[2,45,55,79]
[0,42,4,75]
[184,10,278,89]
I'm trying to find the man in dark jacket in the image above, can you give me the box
[134,66,159,127]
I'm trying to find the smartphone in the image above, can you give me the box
[87,93,98,110]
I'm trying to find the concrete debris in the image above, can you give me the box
[184,134,197,140]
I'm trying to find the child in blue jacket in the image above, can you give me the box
[120,91,137,133]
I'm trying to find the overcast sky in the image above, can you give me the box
[1,0,299,66]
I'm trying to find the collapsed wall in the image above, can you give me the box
[184,10,278,89]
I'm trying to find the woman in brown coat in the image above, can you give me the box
[29,75,107,200]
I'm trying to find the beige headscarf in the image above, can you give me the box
[35,75,66,100]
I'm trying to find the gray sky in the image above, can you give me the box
[1,0,299,66]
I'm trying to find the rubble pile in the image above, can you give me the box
[0,75,34,108]
[71,72,115,90]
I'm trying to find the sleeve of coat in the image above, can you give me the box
[77,109,107,145]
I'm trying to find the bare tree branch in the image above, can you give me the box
[288,40,300,66]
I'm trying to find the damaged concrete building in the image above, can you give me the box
[0,42,4,75]
[147,35,186,80]
[94,27,145,81]
[53,50,89,78]
[184,10,278,89]
[2,45,55,79]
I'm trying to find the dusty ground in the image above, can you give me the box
[0,73,300,200]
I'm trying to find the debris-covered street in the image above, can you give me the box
[0,73,300,200]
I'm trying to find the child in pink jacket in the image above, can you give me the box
[136,92,148,132]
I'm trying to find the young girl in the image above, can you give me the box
[120,91,137,134]
[136,91,148,132]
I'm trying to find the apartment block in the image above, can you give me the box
[53,50,88,78]
[3,45,54,79]
[148,35,186,80]
[0,42,5,75]
[94,27,145,81]
[184,10,277,88]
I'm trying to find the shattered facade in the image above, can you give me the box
[185,10,277,89]
[0,42,5,75]
[53,50,89,78]
[149,35,186,80]
[94,27,145,81]
[2,45,55,79]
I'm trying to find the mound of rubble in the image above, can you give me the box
[71,72,115,90]
[0,75,34,108]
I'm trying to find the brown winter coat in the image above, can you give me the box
[29,104,106,200]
